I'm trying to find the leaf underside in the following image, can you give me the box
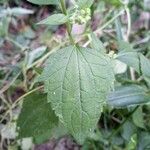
[40,46,114,143]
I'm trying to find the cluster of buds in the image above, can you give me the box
[69,6,91,25]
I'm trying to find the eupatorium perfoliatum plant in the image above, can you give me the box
[17,0,115,144]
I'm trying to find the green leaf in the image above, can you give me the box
[117,51,150,78]
[116,52,140,73]
[102,0,122,7]
[132,107,145,129]
[122,121,136,141]
[40,46,114,144]
[108,85,150,107]
[139,54,150,78]
[17,93,58,144]
[77,0,94,8]
[1,7,34,16]
[118,40,135,52]
[137,132,150,150]
[27,0,58,5]
[115,17,123,41]
[90,33,106,54]
[26,46,47,68]
[37,14,68,26]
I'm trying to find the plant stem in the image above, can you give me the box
[27,45,62,69]
[83,9,125,47]
[0,85,44,123]
[95,10,125,34]
[125,5,131,41]
[107,106,139,140]
[59,0,75,45]
[0,71,21,95]
[6,37,26,51]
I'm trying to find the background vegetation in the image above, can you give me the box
[0,0,150,149]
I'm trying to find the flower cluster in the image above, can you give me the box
[69,6,91,24]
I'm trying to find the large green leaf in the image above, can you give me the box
[27,0,58,5]
[40,46,114,143]
[17,93,58,144]
[37,14,68,26]
[108,85,150,107]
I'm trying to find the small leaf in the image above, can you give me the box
[1,7,34,16]
[90,33,106,54]
[26,46,47,68]
[108,85,150,107]
[17,93,58,144]
[139,54,150,78]
[113,59,127,74]
[117,51,150,78]
[37,14,68,26]
[10,7,34,16]
[116,52,140,73]
[40,46,114,144]
[118,40,135,52]
[27,0,58,5]
[137,132,150,149]
[132,107,145,129]
[122,121,136,141]
[77,0,94,8]
[115,17,123,41]
[102,0,122,7]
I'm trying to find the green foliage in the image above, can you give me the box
[137,132,150,149]
[132,107,145,129]
[90,33,106,54]
[37,14,68,26]
[40,46,114,143]
[1,0,150,149]
[27,0,58,5]
[102,0,122,7]
[108,85,150,107]
[77,0,94,8]
[17,93,58,144]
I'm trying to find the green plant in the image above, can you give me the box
[17,0,114,144]
[11,0,150,148]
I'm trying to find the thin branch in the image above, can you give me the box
[107,106,139,140]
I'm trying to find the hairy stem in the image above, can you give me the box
[60,0,75,45]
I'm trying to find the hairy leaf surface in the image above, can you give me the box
[40,46,114,143]
[17,93,58,144]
